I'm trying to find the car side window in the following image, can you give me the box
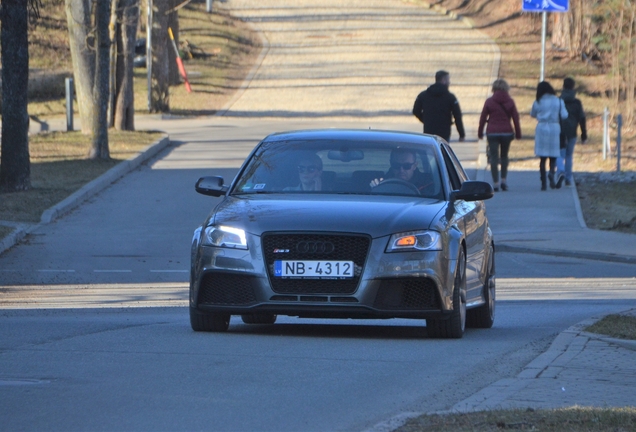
[441,146,462,191]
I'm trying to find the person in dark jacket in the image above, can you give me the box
[412,70,465,142]
[478,79,522,192]
[557,77,587,187]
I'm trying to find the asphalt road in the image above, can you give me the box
[2,290,636,431]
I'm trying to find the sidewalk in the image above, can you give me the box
[473,168,636,264]
[450,308,636,413]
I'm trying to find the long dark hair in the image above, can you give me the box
[536,81,555,101]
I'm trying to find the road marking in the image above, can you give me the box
[150,270,188,273]
[37,269,75,273]
[93,270,132,273]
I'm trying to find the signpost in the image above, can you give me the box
[522,0,569,81]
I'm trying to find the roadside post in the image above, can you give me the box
[207,0,213,13]
[616,114,622,172]
[603,107,610,160]
[147,0,153,111]
[65,77,74,132]
[521,0,569,81]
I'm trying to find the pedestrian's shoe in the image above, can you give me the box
[556,174,565,189]
[565,179,572,187]
[548,173,556,189]
[500,183,508,191]
[493,187,499,192]
[541,172,547,191]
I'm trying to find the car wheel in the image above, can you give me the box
[427,248,466,339]
[241,314,277,325]
[467,243,496,329]
[190,307,230,332]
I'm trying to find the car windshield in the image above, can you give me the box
[232,139,445,199]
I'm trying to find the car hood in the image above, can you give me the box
[209,195,447,237]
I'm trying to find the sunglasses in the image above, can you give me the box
[391,162,415,171]
[298,165,320,173]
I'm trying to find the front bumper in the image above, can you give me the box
[190,233,455,320]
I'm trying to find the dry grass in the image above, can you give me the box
[586,315,636,340]
[398,407,636,431]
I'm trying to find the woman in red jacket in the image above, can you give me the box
[478,79,522,191]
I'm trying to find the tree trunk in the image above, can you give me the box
[167,0,180,85]
[551,13,570,52]
[551,0,596,59]
[150,0,170,112]
[65,0,96,135]
[89,0,112,159]
[114,0,140,130]
[0,0,31,192]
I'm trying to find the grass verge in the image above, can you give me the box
[397,407,636,431]
[585,314,636,340]
[0,131,164,223]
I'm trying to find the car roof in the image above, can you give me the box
[262,129,442,146]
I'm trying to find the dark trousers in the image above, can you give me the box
[487,134,513,183]
[539,156,556,183]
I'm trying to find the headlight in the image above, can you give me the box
[202,225,248,249]
[386,230,442,252]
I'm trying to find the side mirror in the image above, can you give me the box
[195,176,228,197]
[450,180,494,202]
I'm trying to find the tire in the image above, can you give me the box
[190,307,230,332]
[467,244,496,329]
[427,248,466,339]
[241,314,277,325]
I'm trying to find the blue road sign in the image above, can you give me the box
[522,0,569,12]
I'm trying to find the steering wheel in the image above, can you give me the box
[373,178,421,195]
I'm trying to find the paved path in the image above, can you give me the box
[223,0,498,130]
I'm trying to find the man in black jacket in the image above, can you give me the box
[557,77,587,187]
[412,70,465,142]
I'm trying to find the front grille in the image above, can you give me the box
[262,233,370,295]
[198,273,258,305]
[373,278,439,310]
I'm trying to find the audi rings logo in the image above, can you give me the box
[296,241,335,254]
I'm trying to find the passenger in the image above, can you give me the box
[370,148,432,193]
[285,153,323,191]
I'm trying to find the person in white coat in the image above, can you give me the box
[530,81,568,190]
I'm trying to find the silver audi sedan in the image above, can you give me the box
[190,129,495,338]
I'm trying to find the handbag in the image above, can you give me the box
[558,98,567,149]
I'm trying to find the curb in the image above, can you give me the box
[495,243,636,264]
[0,134,170,256]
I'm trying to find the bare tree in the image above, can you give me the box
[167,0,180,85]
[113,0,140,130]
[90,0,111,159]
[65,0,111,159]
[150,0,170,112]
[0,0,41,192]
[65,0,96,135]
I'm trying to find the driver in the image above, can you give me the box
[370,148,432,192]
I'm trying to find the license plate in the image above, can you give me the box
[274,260,354,278]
